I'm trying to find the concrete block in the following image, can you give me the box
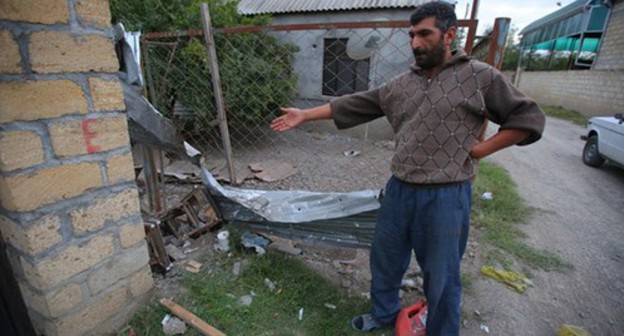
[88,77,125,112]
[76,0,112,27]
[0,30,22,74]
[0,215,62,256]
[129,267,153,297]
[49,116,131,158]
[20,235,114,290]
[53,285,127,336]
[87,244,149,294]
[70,188,140,235]
[0,162,103,212]
[0,80,87,123]
[0,0,69,24]
[29,31,117,73]
[0,130,45,171]
[119,221,146,248]
[106,153,135,184]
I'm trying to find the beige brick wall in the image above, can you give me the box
[29,31,118,73]
[89,77,126,112]
[0,80,87,123]
[0,215,63,256]
[76,0,112,27]
[20,235,114,290]
[106,153,136,184]
[49,116,131,158]
[0,162,103,212]
[518,70,624,117]
[70,188,140,235]
[0,130,45,171]
[0,30,22,74]
[1,1,152,335]
[0,0,69,25]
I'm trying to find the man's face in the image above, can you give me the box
[409,16,447,69]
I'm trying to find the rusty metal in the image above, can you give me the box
[464,0,480,55]
[144,221,172,272]
[143,19,474,40]
[485,17,511,70]
[140,144,163,213]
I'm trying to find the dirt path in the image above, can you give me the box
[460,117,624,335]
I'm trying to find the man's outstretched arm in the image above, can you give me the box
[270,104,332,132]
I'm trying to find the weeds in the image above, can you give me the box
[472,161,572,272]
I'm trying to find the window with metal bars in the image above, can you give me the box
[322,38,370,96]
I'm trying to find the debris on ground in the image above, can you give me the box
[159,298,225,336]
[324,303,337,310]
[161,160,202,183]
[264,278,276,292]
[481,191,494,200]
[480,266,529,293]
[241,231,270,255]
[298,308,304,320]
[184,259,202,273]
[343,150,361,157]
[165,244,187,261]
[161,314,187,335]
[249,159,298,182]
[238,295,253,307]
[557,324,592,336]
[480,324,490,333]
[215,230,230,252]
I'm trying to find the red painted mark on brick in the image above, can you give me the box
[82,118,102,154]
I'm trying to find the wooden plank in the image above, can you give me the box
[200,3,237,186]
[159,298,226,336]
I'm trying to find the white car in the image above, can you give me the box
[581,113,624,168]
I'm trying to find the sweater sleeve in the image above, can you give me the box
[329,87,385,130]
[483,70,546,146]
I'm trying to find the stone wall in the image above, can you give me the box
[517,70,624,117]
[0,0,153,335]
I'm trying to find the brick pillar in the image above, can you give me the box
[0,1,153,335]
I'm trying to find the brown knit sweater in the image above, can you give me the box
[330,50,545,185]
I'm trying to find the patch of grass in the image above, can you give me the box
[472,161,572,272]
[121,246,391,335]
[541,105,588,126]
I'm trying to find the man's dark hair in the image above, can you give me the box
[410,1,457,32]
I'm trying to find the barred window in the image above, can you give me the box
[322,38,370,96]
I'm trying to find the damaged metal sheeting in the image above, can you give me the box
[200,159,381,247]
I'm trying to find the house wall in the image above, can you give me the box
[270,9,414,140]
[517,70,624,117]
[0,1,152,335]
[593,0,624,70]
[516,1,624,117]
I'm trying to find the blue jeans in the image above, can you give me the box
[370,176,471,335]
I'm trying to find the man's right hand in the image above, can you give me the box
[270,107,306,132]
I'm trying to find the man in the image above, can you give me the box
[271,1,545,334]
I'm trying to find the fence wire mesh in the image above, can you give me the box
[142,21,476,192]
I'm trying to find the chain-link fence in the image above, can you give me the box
[141,18,483,192]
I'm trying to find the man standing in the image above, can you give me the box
[271,1,545,334]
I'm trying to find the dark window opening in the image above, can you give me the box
[322,38,370,96]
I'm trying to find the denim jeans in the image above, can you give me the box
[369,176,471,336]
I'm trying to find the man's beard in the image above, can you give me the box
[412,38,446,70]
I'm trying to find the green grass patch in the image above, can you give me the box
[121,246,391,335]
[472,161,572,272]
[541,105,588,126]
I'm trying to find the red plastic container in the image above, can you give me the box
[395,298,428,336]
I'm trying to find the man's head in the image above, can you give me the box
[408,1,457,70]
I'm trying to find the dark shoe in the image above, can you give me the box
[351,313,381,332]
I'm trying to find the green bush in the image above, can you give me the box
[110,0,298,135]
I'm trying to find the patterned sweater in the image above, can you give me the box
[330,49,545,185]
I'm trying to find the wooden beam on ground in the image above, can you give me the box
[159,298,226,336]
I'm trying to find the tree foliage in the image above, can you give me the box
[110,0,298,133]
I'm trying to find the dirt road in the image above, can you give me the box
[461,117,624,335]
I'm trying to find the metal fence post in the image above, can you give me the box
[200,3,238,185]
